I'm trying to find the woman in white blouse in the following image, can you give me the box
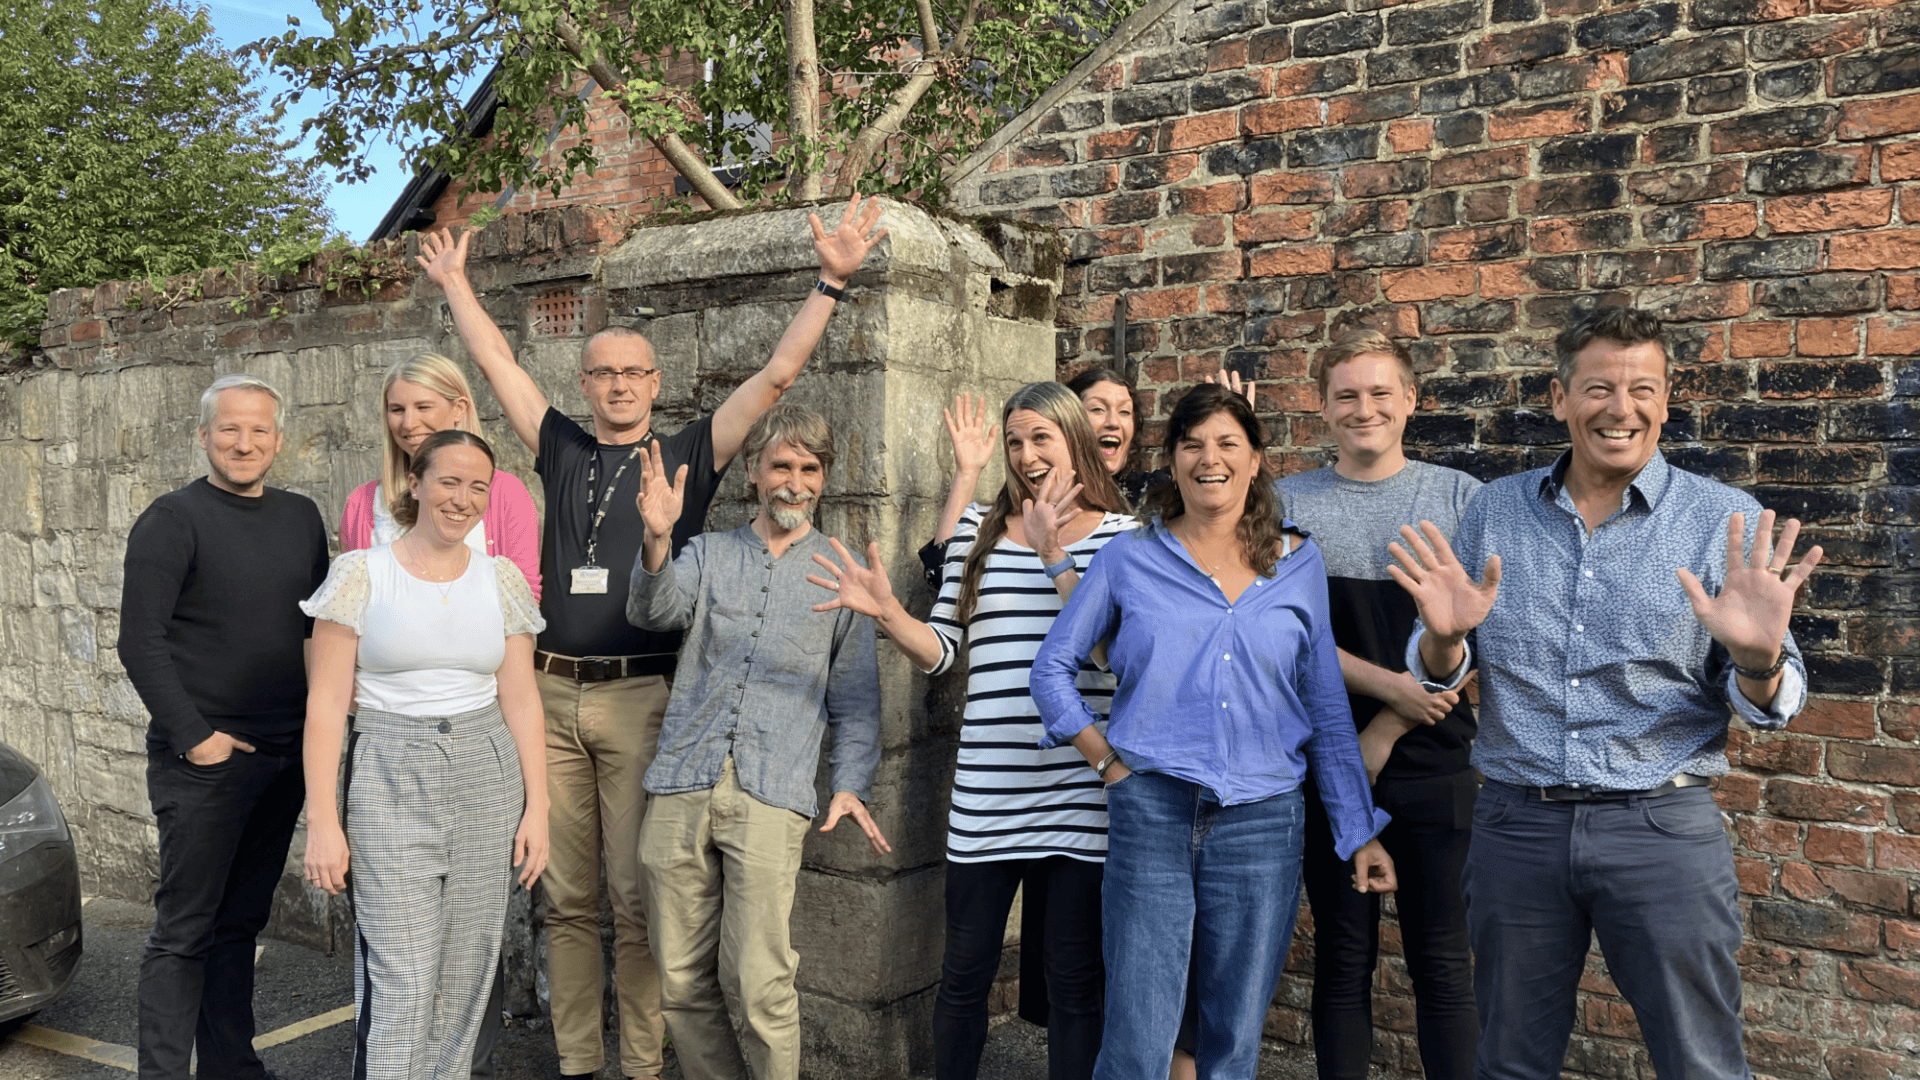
[300,429,549,1080]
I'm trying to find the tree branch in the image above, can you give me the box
[322,6,503,82]
[832,0,981,195]
[787,0,823,199]
[548,10,743,210]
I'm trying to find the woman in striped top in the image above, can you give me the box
[809,381,1131,1080]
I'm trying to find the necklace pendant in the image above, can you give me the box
[441,596,450,605]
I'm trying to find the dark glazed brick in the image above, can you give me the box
[1051,166,1118,198]
[1756,447,1877,484]
[1888,6,1920,47]
[1802,655,1884,695]
[1345,159,1429,197]
[1290,127,1380,167]
[1746,486,1862,524]
[1756,275,1879,316]
[1755,63,1822,103]
[1096,191,1166,223]
[1759,361,1885,399]
[1424,375,1516,407]
[1519,58,1596,99]
[1628,33,1744,84]
[977,174,1043,205]
[1471,24,1570,66]
[1192,71,1270,111]
[1576,4,1678,49]
[1667,325,1719,364]
[1435,113,1486,147]
[1488,408,1569,444]
[1425,300,1518,333]
[1538,214,1634,250]
[1089,260,1157,293]
[1590,249,1696,287]
[1300,58,1363,94]
[1113,85,1190,124]
[1693,0,1803,29]
[1123,156,1192,189]
[1831,47,1920,97]
[1667,446,1752,482]
[1334,234,1426,268]
[1646,125,1701,162]
[1387,1,1483,46]
[1703,239,1820,280]
[1492,0,1539,22]
[1539,134,1637,173]
[1531,256,1584,291]
[1643,205,1747,244]
[1330,87,1420,123]
[1170,317,1242,350]
[1036,99,1106,133]
[1671,361,1753,399]
[1267,0,1346,23]
[1370,44,1462,85]
[1745,150,1869,195]
[1892,448,1920,487]
[1413,193,1458,228]
[1295,14,1383,57]
[1604,84,1685,125]
[1136,51,1208,84]
[1830,403,1919,440]
[1688,74,1748,114]
[1710,105,1836,152]
[1289,273,1377,311]
[1520,175,1624,216]
[1249,28,1293,64]
[1702,404,1823,441]
[1161,252,1245,286]
[1185,1,1259,43]
[1661,410,1698,442]
[1751,20,1867,62]
[1404,413,1479,446]
[1205,140,1289,176]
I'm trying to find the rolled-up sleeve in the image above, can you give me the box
[1405,622,1474,689]
[825,609,883,801]
[1031,547,1121,748]
[627,536,704,632]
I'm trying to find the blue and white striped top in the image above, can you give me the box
[929,505,1134,863]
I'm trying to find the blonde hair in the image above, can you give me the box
[956,382,1128,624]
[379,354,479,518]
[1312,330,1417,401]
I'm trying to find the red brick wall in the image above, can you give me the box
[949,1,1919,1076]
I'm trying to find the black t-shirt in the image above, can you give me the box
[117,478,331,757]
[535,407,724,667]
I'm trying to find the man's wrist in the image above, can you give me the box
[1732,648,1786,679]
[818,271,849,289]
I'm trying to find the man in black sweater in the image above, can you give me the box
[117,374,331,1080]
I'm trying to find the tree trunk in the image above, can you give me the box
[786,0,824,200]
[832,0,980,196]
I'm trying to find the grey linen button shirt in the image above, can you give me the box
[1409,449,1807,790]
[628,524,881,817]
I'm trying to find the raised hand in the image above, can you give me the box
[1022,466,1085,563]
[809,538,897,617]
[1678,509,1821,671]
[810,193,889,284]
[1202,364,1257,407]
[945,393,999,477]
[1388,520,1501,643]
[820,791,892,857]
[635,444,688,540]
[414,227,471,289]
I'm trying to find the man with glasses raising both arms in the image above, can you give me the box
[414,194,887,1080]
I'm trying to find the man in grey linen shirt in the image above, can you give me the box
[626,403,886,1080]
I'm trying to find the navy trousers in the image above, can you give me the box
[1463,780,1749,1080]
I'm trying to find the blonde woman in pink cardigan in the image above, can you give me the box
[341,353,542,599]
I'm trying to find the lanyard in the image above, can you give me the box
[581,435,652,567]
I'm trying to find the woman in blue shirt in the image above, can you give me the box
[1030,383,1396,1080]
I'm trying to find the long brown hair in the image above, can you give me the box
[1139,383,1291,576]
[393,430,495,529]
[955,381,1128,624]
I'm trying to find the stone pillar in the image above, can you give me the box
[598,200,1063,1077]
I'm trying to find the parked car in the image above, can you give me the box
[0,740,82,1024]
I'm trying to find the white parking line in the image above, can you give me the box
[4,1005,355,1073]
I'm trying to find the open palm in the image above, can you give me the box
[945,393,999,476]
[1021,467,1084,560]
[635,444,687,539]
[1679,510,1821,667]
[414,227,470,288]
[1387,521,1501,641]
[810,193,889,283]
[809,537,896,617]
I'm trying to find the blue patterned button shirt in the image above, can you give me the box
[1408,449,1807,790]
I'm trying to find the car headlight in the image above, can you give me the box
[0,775,71,864]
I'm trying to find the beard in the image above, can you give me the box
[764,487,814,530]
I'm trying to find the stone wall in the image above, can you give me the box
[947,2,1919,1078]
[3,199,1062,1076]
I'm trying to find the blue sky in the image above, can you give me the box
[197,1,455,242]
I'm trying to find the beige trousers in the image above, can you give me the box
[639,756,811,1080]
[538,669,669,1078]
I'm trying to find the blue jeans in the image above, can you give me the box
[1464,781,1748,1080]
[1098,771,1306,1080]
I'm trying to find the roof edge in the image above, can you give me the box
[946,0,1187,189]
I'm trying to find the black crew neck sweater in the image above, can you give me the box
[117,477,331,756]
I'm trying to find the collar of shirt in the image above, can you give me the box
[1539,448,1672,528]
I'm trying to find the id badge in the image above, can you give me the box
[570,566,610,594]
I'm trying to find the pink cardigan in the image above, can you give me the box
[339,471,543,600]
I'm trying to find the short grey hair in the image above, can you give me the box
[199,374,287,431]
[741,403,835,494]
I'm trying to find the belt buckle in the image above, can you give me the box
[579,658,611,682]
[1537,785,1584,803]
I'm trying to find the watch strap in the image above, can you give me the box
[814,278,846,301]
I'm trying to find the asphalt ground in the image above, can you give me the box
[0,898,1320,1080]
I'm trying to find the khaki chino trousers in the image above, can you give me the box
[640,756,811,1080]
[538,669,670,1078]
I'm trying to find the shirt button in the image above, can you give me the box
[1584,570,1594,578]
[1221,701,1228,708]
[752,630,760,637]
[1571,731,1581,739]
[1570,678,1580,687]
[437,721,451,734]
[736,682,745,689]
[731,707,740,714]
[761,586,769,592]
[1223,653,1232,661]
[1575,624,1584,632]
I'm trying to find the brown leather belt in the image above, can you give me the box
[1527,773,1713,803]
[535,651,667,683]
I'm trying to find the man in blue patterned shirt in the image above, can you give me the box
[1388,307,1821,1080]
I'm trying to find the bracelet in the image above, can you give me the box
[814,278,846,302]
[1043,554,1077,580]
[1734,650,1787,680]
[1095,750,1122,780]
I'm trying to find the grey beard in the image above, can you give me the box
[766,490,813,530]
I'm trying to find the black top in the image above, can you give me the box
[535,407,723,666]
[117,478,331,757]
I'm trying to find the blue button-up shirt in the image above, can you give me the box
[1031,521,1389,860]
[1409,450,1807,790]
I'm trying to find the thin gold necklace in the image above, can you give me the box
[400,538,469,604]
[1174,523,1236,581]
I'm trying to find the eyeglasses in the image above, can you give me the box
[584,367,659,385]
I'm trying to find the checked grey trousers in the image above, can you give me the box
[347,705,523,1080]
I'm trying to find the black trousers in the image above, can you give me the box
[1301,773,1479,1080]
[139,748,306,1080]
[933,856,1104,1080]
